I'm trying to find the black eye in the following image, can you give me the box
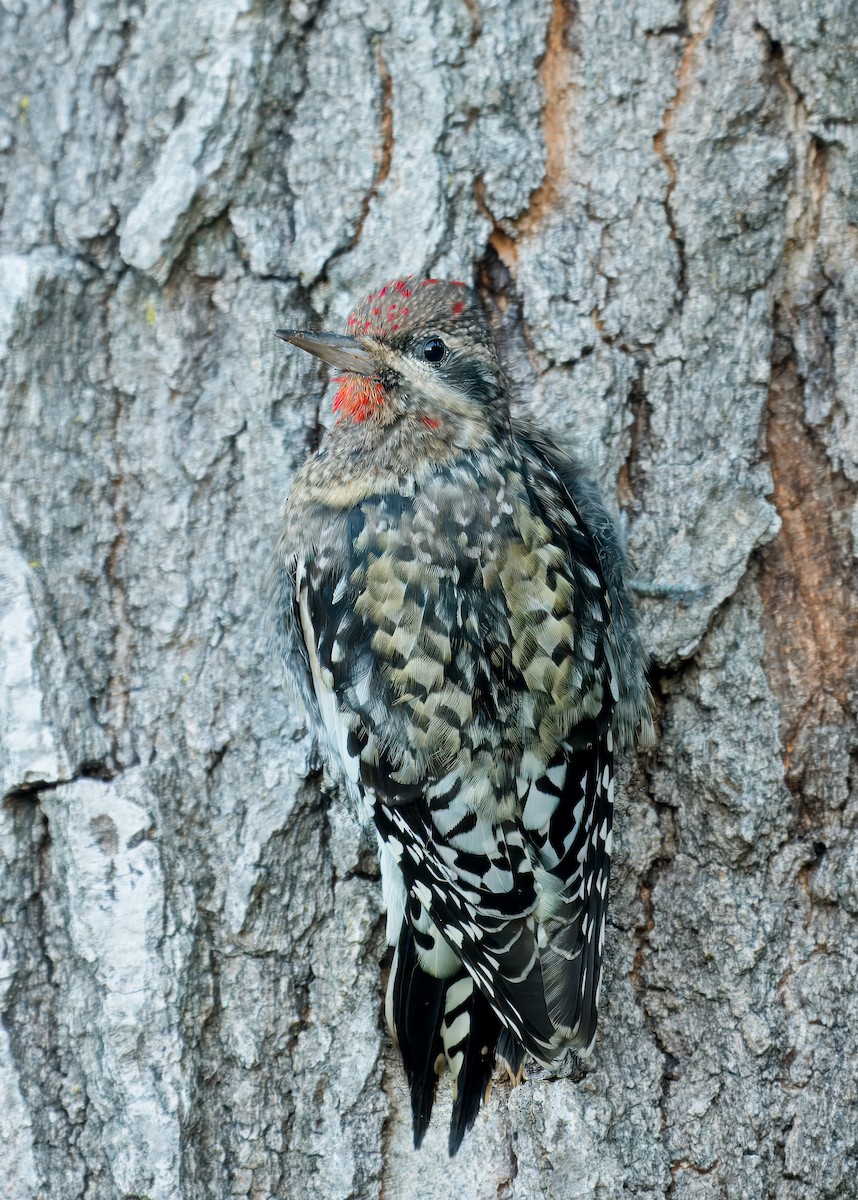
[421,337,447,364]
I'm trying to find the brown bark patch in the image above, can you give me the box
[488,0,574,269]
[758,355,858,786]
[532,0,574,219]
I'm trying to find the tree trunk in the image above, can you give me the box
[1,0,856,1196]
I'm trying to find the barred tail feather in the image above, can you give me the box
[443,975,500,1155]
[389,924,501,1154]
[390,922,446,1148]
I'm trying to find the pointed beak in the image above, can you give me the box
[275,329,374,375]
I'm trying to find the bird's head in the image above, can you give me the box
[277,278,508,440]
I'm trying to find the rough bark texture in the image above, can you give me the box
[1,0,856,1197]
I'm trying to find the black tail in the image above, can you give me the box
[444,977,502,1155]
[390,923,503,1153]
[391,922,446,1147]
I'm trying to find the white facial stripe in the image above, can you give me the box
[370,341,494,420]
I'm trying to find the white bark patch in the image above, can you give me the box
[41,774,194,1200]
[0,544,65,797]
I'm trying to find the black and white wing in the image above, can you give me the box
[272,450,633,1150]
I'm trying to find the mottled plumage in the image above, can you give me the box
[269,278,653,1153]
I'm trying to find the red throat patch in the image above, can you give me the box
[332,374,385,423]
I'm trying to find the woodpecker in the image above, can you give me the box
[269,277,653,1154]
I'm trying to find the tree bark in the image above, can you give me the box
[1,0,856,1196]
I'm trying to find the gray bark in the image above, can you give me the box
[1,0,856,1197]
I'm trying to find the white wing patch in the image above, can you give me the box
[379,837,408,946]
[296,556,361,788]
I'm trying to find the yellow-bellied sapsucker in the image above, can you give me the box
[269,278,653,1154]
